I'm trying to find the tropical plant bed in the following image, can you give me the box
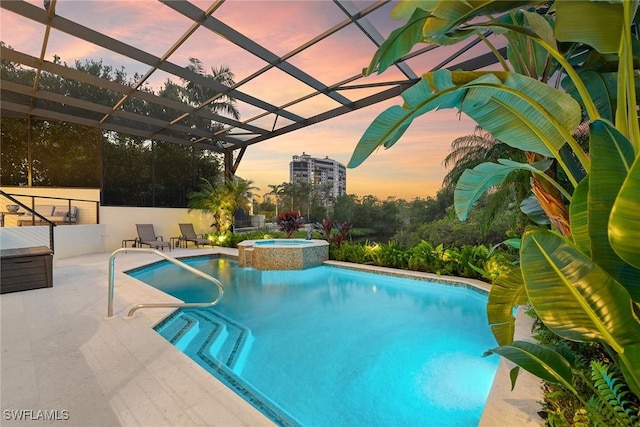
[346,0,640,425]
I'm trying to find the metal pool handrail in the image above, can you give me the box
[107,247,224,319]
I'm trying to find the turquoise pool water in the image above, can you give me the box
[253,239,311,246]
[129,256,499,426]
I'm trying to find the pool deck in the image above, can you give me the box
[1,247,542,426]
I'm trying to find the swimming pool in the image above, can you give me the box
[129,256,499,426]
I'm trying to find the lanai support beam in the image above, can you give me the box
[224,150,234,181]
[224,146,247,181]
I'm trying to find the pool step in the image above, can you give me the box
[189,310,253,374]
[155,309,252,374]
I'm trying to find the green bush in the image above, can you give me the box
[331,241,368,264]
[407,241,438,272]
[328,238,514,282]
[374,241,409,269]
[213,230,515,282]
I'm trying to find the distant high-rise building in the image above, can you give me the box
[289,152,346,206]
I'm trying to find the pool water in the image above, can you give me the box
[130,257,499,426]
[253,239,310,245]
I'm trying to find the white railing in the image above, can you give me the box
[107,247,224,318]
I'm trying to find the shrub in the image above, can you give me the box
[331,241,368,264]
[276,211,305,238]
[315,219,353,247]
[327,238,515,282]
[373,241,409,269]
[407,241,438,272]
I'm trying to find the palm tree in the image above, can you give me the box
[280,182,297,212]
[265,184,283,217]
[443,126,527,189]
[187,178,226,231]
[224,177,259,224]
[188,177,258,233]
[181,58,240,146]
[443,126,530,231]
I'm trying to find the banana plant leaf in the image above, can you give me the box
[558,143,587,184]
[348,69,581,168]
[484,340,576,392]
[487,268,528,345]
[555,0,627,54]
[562,71,616,122]
[520,193,551,225]
[454,158,553,221]
[587,120,640,300]
[505,10,557,79]
[390,0,544,45]
[503,238,521,250]
[365,8,431,75]
[619,343,640,396]
[610,153,640,271]
[521,228,640,350]
[461,72,580,158]
[569,176,590,255]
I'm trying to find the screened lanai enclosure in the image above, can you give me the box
[1,0,505,206]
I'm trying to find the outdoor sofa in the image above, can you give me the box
[17,204,78,226]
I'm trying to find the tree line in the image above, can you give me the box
[1,44,234,207]
[1,42,530,246]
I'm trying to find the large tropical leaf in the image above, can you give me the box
[461,73,581,158]
[555,0,628,54]
[454,158,552,221]
[619,343,640,396]
[391,0,544,45]
[487,268,528,345]
[365,8,431,75]
[484,341,576,392]
[503,10,558,80]
[558,143,588,184]
[587,120,640,300]
[368,0,543,76]
[562,71,616,122]
[610,153,640,270]
[348,69,581,168]
[569,176,590,255]
[521,228,640,349]
[520,194,551,225]
[521,10,556,50]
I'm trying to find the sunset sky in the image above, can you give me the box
[1,0,482,200]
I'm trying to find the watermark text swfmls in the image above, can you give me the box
[3,409,70,421]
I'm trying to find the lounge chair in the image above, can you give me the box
[135,224,171,251]
[179,223,213,248]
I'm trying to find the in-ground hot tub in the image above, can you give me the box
[237,239,329,270]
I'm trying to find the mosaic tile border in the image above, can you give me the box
[123,253,237,275]
[323,261,491,296]
[155,309,298,427]
[191,310,248,368]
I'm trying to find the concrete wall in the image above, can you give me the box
[54,224,107,258]
[100,206,213,252]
